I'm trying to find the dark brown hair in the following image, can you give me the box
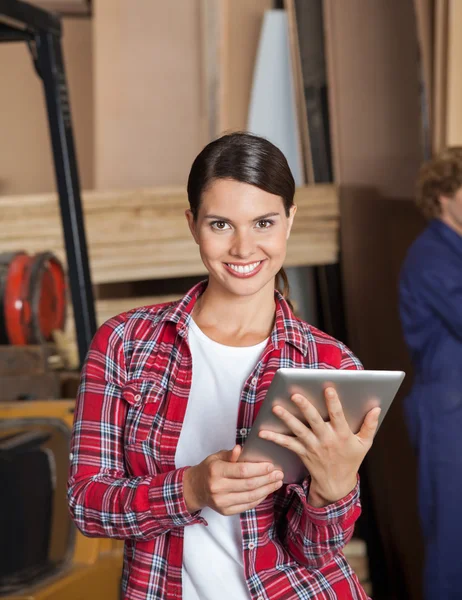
[187,132,295,305]
[416,146,462,218]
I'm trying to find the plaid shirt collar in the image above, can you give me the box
[160,280,309,357]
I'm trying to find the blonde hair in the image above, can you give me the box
[416,147,462,219]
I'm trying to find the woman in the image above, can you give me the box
[68,132,380,600]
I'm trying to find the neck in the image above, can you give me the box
[193,278,276,340]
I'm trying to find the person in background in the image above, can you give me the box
[68,132,380,600]
[399,147,462,600]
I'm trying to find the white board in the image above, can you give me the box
[247,10,304,186]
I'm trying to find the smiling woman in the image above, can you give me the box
[186,132,296,307]
[68,131,378,600]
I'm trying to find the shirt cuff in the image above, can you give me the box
[287,475,361,528]
[148,467,207,527]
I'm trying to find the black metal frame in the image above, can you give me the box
[0,0,96,366]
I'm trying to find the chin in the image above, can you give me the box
[217,271,278,298]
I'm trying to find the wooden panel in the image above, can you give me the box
[93,0,206,189]
[413,0,434,157]
[340,188,426,600]
[445,0,462,146]
[217,0,273,133]
[284,0,314,183]
[0,373,61,401]
[0,185,339,284]
[0,345,56,377]
[29,0,90,14]
[433,0,449,153]
[0,18,93,195]
[323,0,422,197]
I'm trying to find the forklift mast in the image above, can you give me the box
[0,0,96,366]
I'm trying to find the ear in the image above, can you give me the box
[185,209,200,245]
[286,205,297,239]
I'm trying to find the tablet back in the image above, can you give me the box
[239,368,405,484]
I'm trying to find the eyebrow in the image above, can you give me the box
[204,212,281,222]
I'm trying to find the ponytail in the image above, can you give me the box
[276,267,294,312]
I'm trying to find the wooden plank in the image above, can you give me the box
[445,0,462,146]
[93,0,205,189]
[413,0,434,157]
[284,0,314,183]
[217,0,273,134]
[433,0,449,153]
[0,345,56,377]
[0,185,339,284]
[0,374,61,402]
[323,0,422,197]
[294,0,332,182]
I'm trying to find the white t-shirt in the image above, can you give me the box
[175,317,267,600]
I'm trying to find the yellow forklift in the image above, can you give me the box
[0,1,123,597]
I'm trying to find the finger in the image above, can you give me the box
[224,496,272,515]
[356,407,381,446]
[223,459,275,479]
[324,387,350,434]
[220,470,284,494]
[271,405,316,442]
[259,429,307,457]
[221,479,283,510]
[291,394,327,437]
[229,445,242,463]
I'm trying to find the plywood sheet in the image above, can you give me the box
[445,0,462,146]
[323,0,422,197]
[94,0,206,189]
[433,0,448,153]
[218,0,272,133]
[413,0,434,157]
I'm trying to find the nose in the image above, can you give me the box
[229,230,256,259]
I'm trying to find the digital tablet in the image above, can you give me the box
[239,368,405,484]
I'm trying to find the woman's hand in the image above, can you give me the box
[183,445,284,515]
[258,387,381,507]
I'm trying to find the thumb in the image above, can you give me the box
[215,445,242,463]
[357,408,381,445]
[228,445,242,463]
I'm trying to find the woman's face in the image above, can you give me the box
[186,178,296,298]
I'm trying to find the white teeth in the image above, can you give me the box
[227,261,261,274]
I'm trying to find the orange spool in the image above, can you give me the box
[0,252,67,345]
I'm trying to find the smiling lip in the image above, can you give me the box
[223,260,265,278]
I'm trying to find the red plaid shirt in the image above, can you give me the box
[68,281,369,600]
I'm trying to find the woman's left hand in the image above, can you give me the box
[258,387,381,507]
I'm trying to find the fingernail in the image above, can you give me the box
[326,388,335,398]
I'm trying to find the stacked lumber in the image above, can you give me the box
[0,184,339,285]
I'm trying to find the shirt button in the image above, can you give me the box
[69,453,74,461]
[240,428,247,436]
[248,542,255,550]
[134,394,142,402]
[251,377,258,386]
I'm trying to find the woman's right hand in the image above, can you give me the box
[183,445,284,515]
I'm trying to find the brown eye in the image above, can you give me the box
[256,219,274,229]
[211,220,230,231]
